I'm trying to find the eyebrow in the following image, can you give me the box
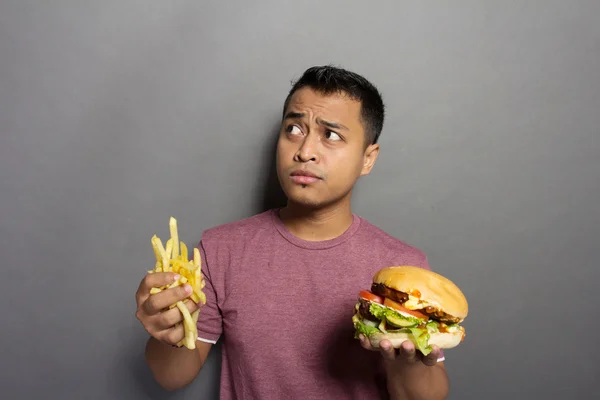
[283,111,349,131]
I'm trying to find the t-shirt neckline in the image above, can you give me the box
[270,208,362,250]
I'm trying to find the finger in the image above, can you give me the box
[422,346,441,366]
[155,299,198,330]
[144,284,192,315]
[160,323,185,346]
[379,339,397,361]
[155,307,184,330]
[359,334,375,351]
[137,272,180,304]
[398,340,418,363]
[186,298,199,314]
[140,272,180,292]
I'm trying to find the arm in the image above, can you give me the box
[137,240,223,391]
[135,271,215,390]
[359,335,450,400]
[386,360,449,400]
[145,338,213,391]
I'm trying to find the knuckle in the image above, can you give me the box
[166,328,182,344]
[160,311,178,328]
[145,297,159,313]
[157,331,171,345]
[152,313,165,329]
[156,312,168,328]
[142,273,153,287]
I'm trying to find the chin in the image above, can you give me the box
[285,193,326,209]
[284,187,350,210]
[278,185,318,207]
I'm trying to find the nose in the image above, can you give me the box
[294,134,319,163]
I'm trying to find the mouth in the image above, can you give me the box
[289,169,322,185]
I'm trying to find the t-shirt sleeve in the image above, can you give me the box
[194,240,223,344]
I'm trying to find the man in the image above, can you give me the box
[135,66,450,399]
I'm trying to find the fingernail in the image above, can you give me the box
[173,274,180,281]
[184,284,192,294]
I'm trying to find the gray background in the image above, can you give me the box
[1,1,598,399]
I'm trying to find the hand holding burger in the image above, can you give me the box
[353,266,468,358]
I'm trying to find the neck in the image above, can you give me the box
[278,197,354,242]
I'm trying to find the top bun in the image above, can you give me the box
[373,266,468,321]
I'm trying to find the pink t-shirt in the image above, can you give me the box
[195,209,443,399]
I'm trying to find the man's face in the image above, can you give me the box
[276,87,380,209]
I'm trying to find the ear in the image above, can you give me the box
[360,143,380,176]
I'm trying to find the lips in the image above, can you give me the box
[290,169,322,185]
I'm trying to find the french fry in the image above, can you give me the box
[149,217,206,349]
[176,301,196,349]
[165,239,173,269]
[170,218,179,259]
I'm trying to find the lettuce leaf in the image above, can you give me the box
[353,300,467,357]
[354,312,437,356]
[408,327,433,356]
[354,314,433,355]
[352,313,380,338]
[426,320,439,332]
[368,302,423,327]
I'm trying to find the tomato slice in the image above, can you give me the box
[383,298,429,320]
[359,290,384,304]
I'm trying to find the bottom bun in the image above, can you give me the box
[367,330,464,350]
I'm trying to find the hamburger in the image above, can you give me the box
[352,266,468,356]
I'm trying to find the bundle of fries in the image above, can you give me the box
[148,217,206,349]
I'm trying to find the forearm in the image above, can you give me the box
[145,337,203,390]
[387,363,449,400]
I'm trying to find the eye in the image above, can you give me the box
[325,131,342,141]
[286,125,302,136]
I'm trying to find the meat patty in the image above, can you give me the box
[421,307,461,324]
[370,283,461,324]
[358,299,379,321]
[370,283,409,304]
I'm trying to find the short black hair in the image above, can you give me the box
[282,65,385,145]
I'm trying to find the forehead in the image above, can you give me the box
[285,87,363,125]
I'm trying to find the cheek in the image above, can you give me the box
[276,138,295,159]
[325,154,364,188]
[275,141,288,167]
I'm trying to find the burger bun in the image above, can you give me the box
[373,266,469,321]
[366,330,465,351]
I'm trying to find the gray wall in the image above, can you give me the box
[1,1,598,399]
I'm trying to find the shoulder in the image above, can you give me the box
[201,209,274,243]
[356,216,429,266]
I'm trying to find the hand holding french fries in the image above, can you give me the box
[135,217,206,350]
